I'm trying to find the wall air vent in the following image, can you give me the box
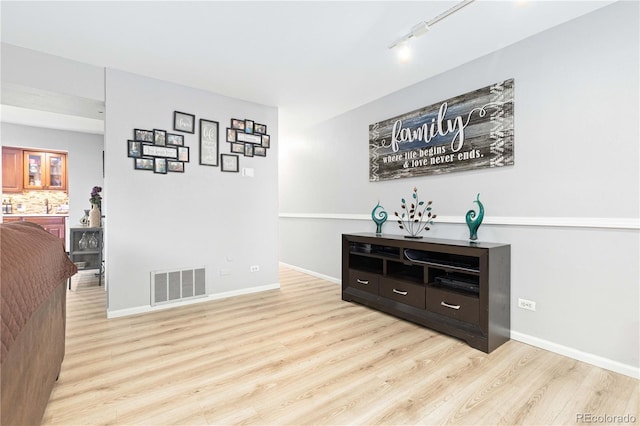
[151,266,206,306]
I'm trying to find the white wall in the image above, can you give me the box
[105,69,279,315]
[0,123,104,230]
[279,2,639,376]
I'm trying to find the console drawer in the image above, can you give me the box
[426,287,479,325]
[380,278,425,309]
[348,270,379,294]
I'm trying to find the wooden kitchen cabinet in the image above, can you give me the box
[2,216,22,223]
[2,147,24,193]
[3,216,66,245]
[23,150,67,191]
[35,216,66,240]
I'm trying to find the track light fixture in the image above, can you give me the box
[388,21,430,50]
[389,0,476,56]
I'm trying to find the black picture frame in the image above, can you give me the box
[254,146,267,157]
[167,160,185,173]
[134,158,154,170]
[173,111,195,133]
[261,134,270,148]
[245,120,254,134]
[226,128,237,142]
[166,133,184,146]
[231,118,245,130]
[134,129,154,142]
[154,129,167,146]
[254,123,267,135]
[177,146,190,162]
[220,154,239,172]
[244,143,254,157]
[230,142,245,154]
[128,140,142,158]
[199,119,219,166]
[154,158,168,174]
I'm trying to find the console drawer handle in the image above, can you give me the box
[356,279,369,285]
[393,289,408,296]
[441,301,461,310]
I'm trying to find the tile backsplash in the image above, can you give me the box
[2,191,69,214]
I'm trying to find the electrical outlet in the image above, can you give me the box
[250,265,259,272]
[220,268,231,276]
[518,298,536,311]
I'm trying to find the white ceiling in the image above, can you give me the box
[0,1,615,132]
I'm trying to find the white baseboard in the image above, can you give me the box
[279,262,341,284]
[279,263,639,379]
[107,266,638,379]
[511,331,639,379]
[107,283,280,319]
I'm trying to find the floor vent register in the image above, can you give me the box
[151,267,206,306]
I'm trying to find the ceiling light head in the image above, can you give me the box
[397,43,411,63]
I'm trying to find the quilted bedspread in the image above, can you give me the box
[0,221,77,363]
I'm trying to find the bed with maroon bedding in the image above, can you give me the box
[1,221,77,426]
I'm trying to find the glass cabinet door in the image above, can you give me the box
[25,152,45,188]
[23,151,67,191]
[47,153,65,189]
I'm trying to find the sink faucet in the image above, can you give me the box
[45,199,49,214]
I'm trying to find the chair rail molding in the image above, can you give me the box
[279,213,639,231]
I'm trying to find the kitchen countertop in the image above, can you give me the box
[3,213,69,217]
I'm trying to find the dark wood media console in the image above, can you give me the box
[342,233,511,353]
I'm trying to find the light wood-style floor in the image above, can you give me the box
[43,267,638,425]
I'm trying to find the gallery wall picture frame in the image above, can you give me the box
[254,123,267,135]
[231,119,245,130]
[134,129,154,142]
[227,118,271,159]
[173,111,195,133]
[154,158,168,174]
[221,154,239,172]
[135,158,154,170]
[167,160,185,173]
[226,128,237,142]
[142,144,178,159]
[128,140,142,158]
[154,129,167,146]
[199,119,219,166]
[166,133,184,146]
[230,143,245,154]
[177,146,190,162]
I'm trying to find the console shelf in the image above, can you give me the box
[342,233,511,353]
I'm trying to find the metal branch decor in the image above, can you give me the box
[394,187,437,239]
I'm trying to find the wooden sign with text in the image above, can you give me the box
[369,79,514,181]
